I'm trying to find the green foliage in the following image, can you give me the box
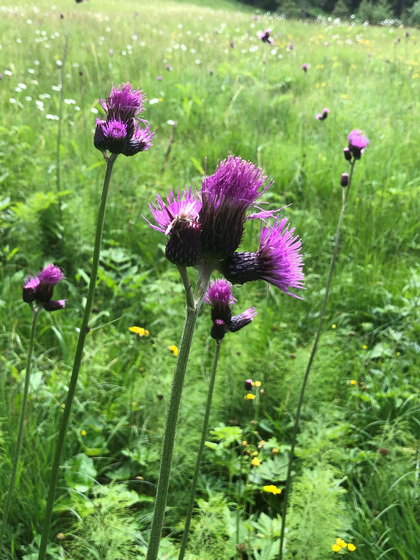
[408,0,420,23]
[357,0,393,23]
[286,466,348,559]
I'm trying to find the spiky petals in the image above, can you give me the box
[221,217,305,298]
[99,83,146,122]
[229,307,257,332]
[94,83,153,157]
[121,121,154,156]
[23,264,65,311]
[146,188,202,267]
[200,156,273,261]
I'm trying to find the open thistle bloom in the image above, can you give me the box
[94,83,154,156]
[257,29,274,45]
[205,279,256,340]
[200,156,274,262]
[23,264,65,312]
[146,187,202,267]
[221,217,304,298]
[347,129,369,160]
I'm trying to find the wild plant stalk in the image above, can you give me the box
[0,311,39,554]
[146,265,211,560]
[278,160,357,560]
[178,338,222,560]
[256,42,267,160]
[161,120,177,174]
[38,152,118,560]
[56,33,69,202]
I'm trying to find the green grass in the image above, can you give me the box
[0,0,419,558]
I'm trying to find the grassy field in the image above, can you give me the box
[0,0,419,558]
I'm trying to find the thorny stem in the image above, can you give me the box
[0,310,39,555]
[278,160,356,559]
[178,339,222,560]
[38,153,118,560]
[146,266,211,560]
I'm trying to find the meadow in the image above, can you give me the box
[0,0,419,558]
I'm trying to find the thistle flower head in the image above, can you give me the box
[23,264,65,312]
[146,187,202,267]
[205,279,256,340]
[99,83,146,122]
[257,29,274,45]
[221,217,305,298]
[347,129,369,159]
[94,83,152,157]
[200,156,273,260]
[316,108,330,121]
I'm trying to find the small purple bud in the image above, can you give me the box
[343,147,352,161]
[157,75,162,81]
[245,379,253,391]
[340,173,349,187]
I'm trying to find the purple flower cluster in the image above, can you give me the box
[257,29,274,45]
[346,129,369,160]
[94,83,154,157]
[147,156,304,299]
[316,108,330,121]
[205,279,256,340]
[23,264,65,312]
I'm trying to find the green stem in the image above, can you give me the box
[0,310,39,555]
[146,267,210,560]
[278,161,356,560]
[38,153,118,560]
[178,339,222,560]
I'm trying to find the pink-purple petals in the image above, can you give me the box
[146,187,201,234]
[94,83,154,156]
[205,279,257,340]
[23,264,65,312]
[347,129,369,159]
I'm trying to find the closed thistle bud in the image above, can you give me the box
[340,172,349,187]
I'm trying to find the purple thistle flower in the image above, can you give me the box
[205,279,256,340]
[121,120,154,156]
[302,63,309,72]
[316,108,330,121]
[347,129,369,160]
[94,83,153,157]
[221,217,305,298]
[245,378,253,391]
[99,83,146,123]
[257,29,274,45]
[146,187,202,267]
[23,264,65,312]
[157,75,162,81]
[200,156,274,261]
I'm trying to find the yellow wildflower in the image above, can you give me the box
[255,380,262,387]
[81,429,86,436]
[348,543,356,551]
[362,344,368,350]
[251,457,260,466]
[332,324,336,329]
[332,544,341,552]
[168,345,178,356]
[337,538,347,548]
[272,448,279,454]
[263,485,282,495]
[242,440,248,446]
[129,326,149,337]
[350,380,357,385]
[245,393,256,400]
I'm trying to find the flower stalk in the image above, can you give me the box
[278,158,358,560]
[178,338,223,560]
[0,310,39,554]
[146,268,210,560]
[37,152,118,560]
